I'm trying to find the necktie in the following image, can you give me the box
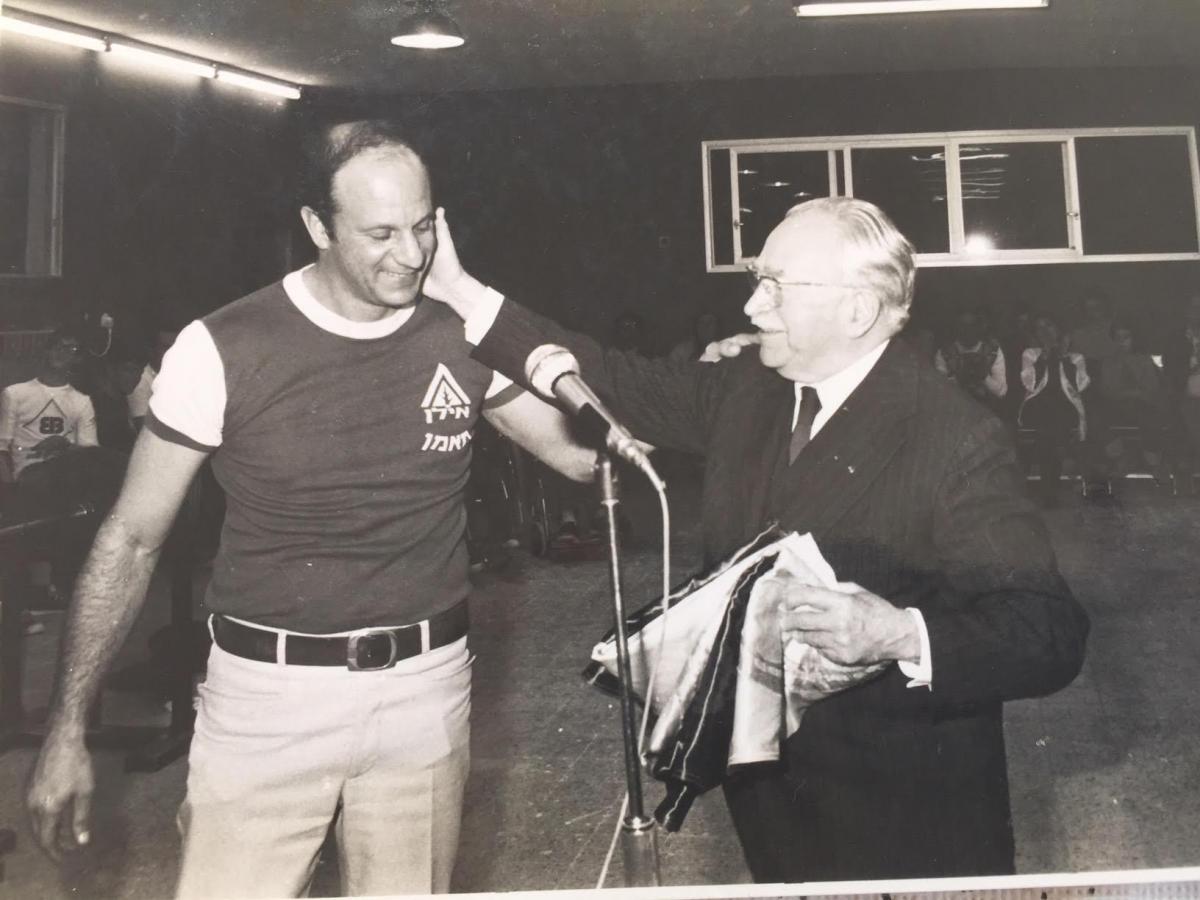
[789,386,821,465]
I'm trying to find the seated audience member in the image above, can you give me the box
[612,311,651,354]
[125,364,154,432]
[1019,315,1091,503]
[0,328,97,509]
[1094,322,1173,480]
[0,328,123,623]
[995,302,1035,424]
[1068,293,1118,378]
[87,342,152,452]
[0,327,128,516]
[934,307,1006,413]
[124,326,178,429]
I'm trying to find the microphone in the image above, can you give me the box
[525,345,665,491]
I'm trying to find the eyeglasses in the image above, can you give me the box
[744,266,860,303]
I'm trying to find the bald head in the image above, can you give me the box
[300,119,427,238]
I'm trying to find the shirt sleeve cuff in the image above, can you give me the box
[897,607,933,689]
[462,287,506,346]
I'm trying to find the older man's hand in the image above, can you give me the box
[779,581,919,667]
[423,207,489,320]
[699,333,760,363]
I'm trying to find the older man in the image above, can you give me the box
[424,197,1088,882]
[26,120,595,898]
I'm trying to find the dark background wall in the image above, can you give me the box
[2,47,1198,353]
[311,66,1200,351]
[0,38,295,338]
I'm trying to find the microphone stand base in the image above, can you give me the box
[620,815,662,887]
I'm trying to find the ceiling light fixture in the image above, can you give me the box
[0,11,108,51]
[391,2,465,49]
[795,0,1047,16]
[109,41,216,78]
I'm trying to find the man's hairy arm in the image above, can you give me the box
[27,430,208,859]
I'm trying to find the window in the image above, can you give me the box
[959,141,1069,253]
[0,96,65,278]
[702,127,1200,271]
[850,145,948,254]
[735,150,832,261]
[1075,134,1198,255]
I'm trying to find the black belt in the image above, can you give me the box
[211,600,468,671]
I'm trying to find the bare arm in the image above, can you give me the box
[27,429,208,858]
[484,389,597,483]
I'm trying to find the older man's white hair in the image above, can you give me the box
[783,197,916,331]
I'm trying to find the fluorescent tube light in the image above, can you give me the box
[2,6,301,100]
[796,0,1048,16]
[109,41,216,79]
[216,69,302,100]
[0,12,108,51]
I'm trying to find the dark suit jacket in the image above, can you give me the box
[474,301,1088,881]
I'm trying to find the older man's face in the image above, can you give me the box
[744,211,856,383]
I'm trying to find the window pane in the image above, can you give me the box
[961,142,1068,253]
[0,104,33,275]
[708,148,734,266]
[1077,135,1198,255]
[850,146,948,253]
[735,151,830,259]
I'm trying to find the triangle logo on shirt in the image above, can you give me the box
[421,363,471,424]
[22,398,68,434]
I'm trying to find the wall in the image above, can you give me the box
[0,35,296,337]
[3,51,1196,351]
[311,67,1200,351]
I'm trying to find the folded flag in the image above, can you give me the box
[584,526,887,831]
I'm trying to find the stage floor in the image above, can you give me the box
[2,471,1199,896]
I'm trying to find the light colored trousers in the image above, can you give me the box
[175,635,472,898]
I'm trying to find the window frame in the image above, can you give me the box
[0,94,66,280]
[702,126,1200,272]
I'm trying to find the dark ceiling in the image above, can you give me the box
[9,0,1200,93]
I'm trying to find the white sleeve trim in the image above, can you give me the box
[485,370,514,398]
[148,320,226,448]
[898,607,933,689]
[462,287,506,346]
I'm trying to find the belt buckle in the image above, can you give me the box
[346,628,399,671]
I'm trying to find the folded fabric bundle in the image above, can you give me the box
[584,526,886,831]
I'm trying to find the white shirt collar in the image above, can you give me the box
[282,265,414,339]
[793,339,890,436]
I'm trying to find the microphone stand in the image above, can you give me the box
[596,452,661,887]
